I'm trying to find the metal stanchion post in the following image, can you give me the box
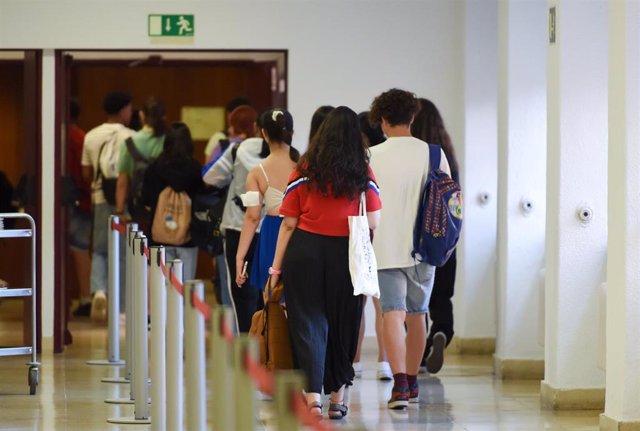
[234,335,258,431]
[108,235,151,425]
[166,259,184,431]
[103,224,138,386]
[126,225,139,383]
[150,246,166,431]
[274,371,305,431]
[185,280,206,431]
[87,215,124,366]
[211,306,235,431]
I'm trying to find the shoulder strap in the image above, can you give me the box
[258,164,270,184]
[95,140,108,182]
[428,144,441,172]
[231,142,241,163]
[125,137,149,164]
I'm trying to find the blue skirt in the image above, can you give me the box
[249,215,282,291]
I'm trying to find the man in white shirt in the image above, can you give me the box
[81,91,134,322]
[369,89,451,409]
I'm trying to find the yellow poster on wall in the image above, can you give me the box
[180,106,225,140]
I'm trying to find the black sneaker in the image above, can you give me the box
[388,386,409,410]
[73,302,91,317]
[409,381,419,404]
[426,332,447,374]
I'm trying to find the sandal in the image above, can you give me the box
[328,402,348,420]
[308,401,323,419]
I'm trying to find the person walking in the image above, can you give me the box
[368,89,451,409]
[269,106,382,419]
[80,91,133,322]
[411,97,460,374]
[142,122,204,281]
[202,105,265,332]
[235,109,298,294]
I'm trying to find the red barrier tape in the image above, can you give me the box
[111,220,126,234]
[244,355,274,395]
[191,290,212,321]
[170,272,184,296]
[144,245,150,260]
[220,318,235,344]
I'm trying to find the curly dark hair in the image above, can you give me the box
[411,98,459,178]
[298,106,370,200]
[369,88,420,127]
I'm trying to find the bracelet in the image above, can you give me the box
[268,267,281,275]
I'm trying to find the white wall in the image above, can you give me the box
[0,0,466,341]
[496,0,547,361]
[455,0,498,341]
[0,0,464,151]
[544,0,607,390]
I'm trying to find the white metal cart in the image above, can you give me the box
[0,213,39,395]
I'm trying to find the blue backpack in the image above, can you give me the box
[411,144,463,267]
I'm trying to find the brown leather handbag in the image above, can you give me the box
[249,277,294,371]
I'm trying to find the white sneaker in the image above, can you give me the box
[353,362,363,378]
[90,290,107,323]
[376,361,393,381]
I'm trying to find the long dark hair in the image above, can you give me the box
[298,106,369,200]
[259,108,299,162]
[156,122,193,167]
[411,98,459,177]
[143,97,166,137]
[309,105,334,142]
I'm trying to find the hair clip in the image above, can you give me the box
[272,110,283,122]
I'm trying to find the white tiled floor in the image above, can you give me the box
[0,304,600,430]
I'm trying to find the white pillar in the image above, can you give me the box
[542,0,607,409]
[455,0,498,354]
[601,0,640,428]
[41,49,55,348]
[495,0,547,379]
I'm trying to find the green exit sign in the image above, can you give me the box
[148,15,194,37]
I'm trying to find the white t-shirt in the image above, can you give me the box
[369,136,451,270]
[81,123,134,205]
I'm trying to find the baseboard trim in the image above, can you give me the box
[600,414,640,431]
[494,356,544,380]
[42,336,54,355]
[540,380,604,410]
[447,337,496,355]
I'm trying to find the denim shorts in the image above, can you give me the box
[378,263,436,314]
[69,208,92,250]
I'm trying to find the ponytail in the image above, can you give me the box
[289,146,300,162]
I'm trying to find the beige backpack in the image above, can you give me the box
[152,187,192,245]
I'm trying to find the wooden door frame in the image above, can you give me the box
[52,48,288,352]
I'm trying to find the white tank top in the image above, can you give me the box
[259,164,285,214]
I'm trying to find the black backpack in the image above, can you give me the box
[190,186,228,255]
[125,137,154,222]
[192,142,242,255]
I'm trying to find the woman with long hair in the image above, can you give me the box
[235,108,299,295]
[142,122,203,280]
[269,106,382,420]
[410,97,459,374]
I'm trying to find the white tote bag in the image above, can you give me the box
[348,192,380,297]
